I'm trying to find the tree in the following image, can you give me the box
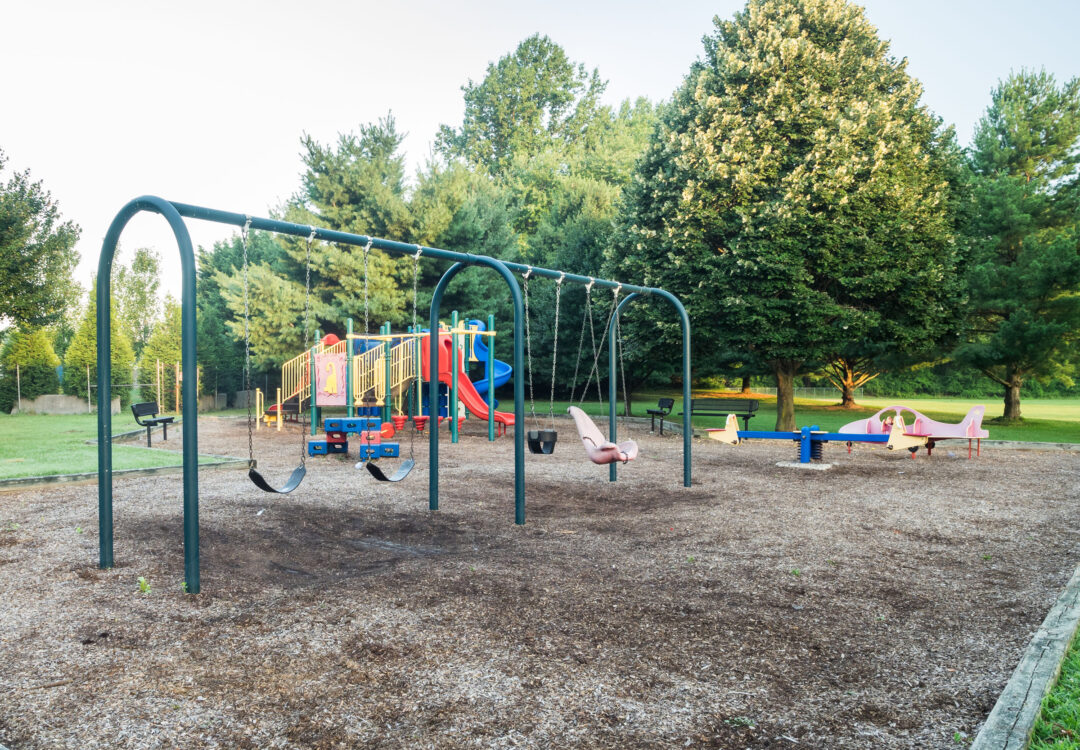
[114,247,162,358]
[63,281,135,405]
[0,327,60,412]
[436,34,608,176]
[0,150,81,328]
[956,70,1080,419]
[139,297,183,410]
[609,0,959,429]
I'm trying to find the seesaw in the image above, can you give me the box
[837,405,989,458]
[706,413,928,464]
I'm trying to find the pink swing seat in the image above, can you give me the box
[567,406,639,465]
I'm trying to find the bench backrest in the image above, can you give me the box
[657,397,675,412]
[131,401,160,419]
[691,398,758,413]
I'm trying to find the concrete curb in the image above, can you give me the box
[0,458,249,493]
[972,563,1080,749]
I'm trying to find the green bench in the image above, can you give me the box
[680,398,759,430]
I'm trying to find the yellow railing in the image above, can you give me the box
[351,346,385,406]
[282,334,422,412]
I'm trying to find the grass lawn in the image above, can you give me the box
[0,413,234,480]
[588,393,1080,444]
[1031,630,1080,749]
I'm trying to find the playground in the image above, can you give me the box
[1,416,1078,748]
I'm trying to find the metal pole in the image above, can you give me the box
[97,196,200,593]
[487,314,495,442]
[346,318,353,418]
[86,364,91,413]
[383,322,392,424]
[451,311,459,444]
[16,364,21,413]
[606,292,693,487]
[431,261,525,523]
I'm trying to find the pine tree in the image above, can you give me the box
[63,282,135,406]
[0,327,60,412]
[956,70,1080,419]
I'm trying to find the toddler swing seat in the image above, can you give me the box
[567,406,638,465]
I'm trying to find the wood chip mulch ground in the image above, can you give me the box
[1,415,1078,748]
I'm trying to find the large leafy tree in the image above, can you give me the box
[0,150,81,328]
[610,0,959,429]
[956,70,1080,419]
[113,247,162,358]
[436,34,607,177]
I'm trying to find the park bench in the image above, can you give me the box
[131,401,175,447]
[680,398,759,430]
[646,398,675,435]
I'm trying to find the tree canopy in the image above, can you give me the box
[956,70,1080,419]
[0,150,81,329]
[609,0,960,427]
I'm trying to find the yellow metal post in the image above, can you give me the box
[276,387,282,431]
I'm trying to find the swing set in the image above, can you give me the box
[94,196,692,593]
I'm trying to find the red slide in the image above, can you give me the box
[420,334,515,427]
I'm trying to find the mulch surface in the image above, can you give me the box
[0,415,1078,748]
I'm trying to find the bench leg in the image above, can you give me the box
[162,422,168,442]
[650,414,656,432]
[659,417,664,436]
[146,426,152,448]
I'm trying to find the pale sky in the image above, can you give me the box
[2,0,1077,301]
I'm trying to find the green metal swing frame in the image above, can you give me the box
[95,196,693,594]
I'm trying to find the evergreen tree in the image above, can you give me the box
[956,70,1080,419]
[63,281,135,406]
[0,327,60,412]
[139,297,183,411]
[197,229,286,394]
[610,0,959,428]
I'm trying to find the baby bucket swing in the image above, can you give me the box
[242,221,314,494]
[356,241,417,483]
[566,283,638,465]
[522,268,563,454]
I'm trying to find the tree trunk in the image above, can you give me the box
[1003,370,1022,420]
[741,376,752,395]
[839,360,857,408]
[773,361,800,431]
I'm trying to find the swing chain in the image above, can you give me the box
[569,280,593,404]
[549,273,564,428]
[300,227,316,467]
[412,247,422,333]
[362,240,373,335]
[242,217,254,467]
[522,267,537,426]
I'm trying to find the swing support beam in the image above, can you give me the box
[95,196,692,595]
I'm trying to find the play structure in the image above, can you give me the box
[838,404,990,458]
[706,404,990,463]
[94,197,692,593]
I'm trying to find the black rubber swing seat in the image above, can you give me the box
[361,458,416,483]
[248,464,307,494]
[528,430,558,455]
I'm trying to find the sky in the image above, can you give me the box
[2,0,1078,302]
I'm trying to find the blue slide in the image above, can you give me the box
[467,319,512,395]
